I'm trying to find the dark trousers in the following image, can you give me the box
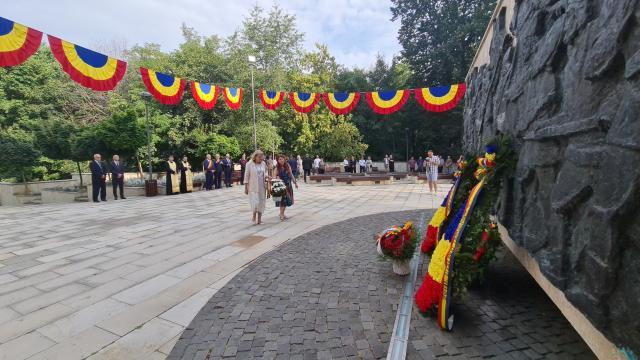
[303,169,311,182]
[224,167,232,187]
[240,167,245,185]
[360,166,365,173]
[205,171,213,190]
[92,179,106,202]
[112,178,124,199]
[214,171,222,189]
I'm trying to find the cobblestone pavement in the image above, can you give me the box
[0,183,444,359]
[408,252,596,360]
[168,210,426,360]
[169,210,596,360]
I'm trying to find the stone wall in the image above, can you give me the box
[463,0,640,354]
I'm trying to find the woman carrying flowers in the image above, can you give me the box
[275,154,298,221]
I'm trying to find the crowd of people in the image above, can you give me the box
[89,151,460,206]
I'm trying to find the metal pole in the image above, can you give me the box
[251,66,257,151]
[144,99,153,181]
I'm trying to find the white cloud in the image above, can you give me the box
[4,0,401,68]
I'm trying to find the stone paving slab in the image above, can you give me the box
[168,210,597,360]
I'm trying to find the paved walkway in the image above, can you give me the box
[0,183,444,360]
[168,210,595,360]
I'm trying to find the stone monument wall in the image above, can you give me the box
[463,0,640,353]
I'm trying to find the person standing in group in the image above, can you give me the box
[90,154,107,203]
[384,155,389,172]
[343,158,349,173]
[179,155,193,193]
[426,150,440,194]
[313,155,321,174]
[165,155,179,195]
[389,154,395,172]
[366,156,373,173]
[239,154,247,185]
[275,154,298,221]
[287,155,298,179]
[267,155,274,177]
[444,156,454,175]
[359,156,366,173]
[213,154,223,189]
[417,156,424,173]
[203,154,214,190]
[110,154,126,200]
[222,153,233,188]
[349,156,357,174]
[296,155,303,180]
[319,157,326,174]
[408,156,416,174]
[244,150,268,225]
[302,154,312,182]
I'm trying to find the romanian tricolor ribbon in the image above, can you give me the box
[365,89,409,115]
[414,83,466,112]
[259,90,285,110]
[0,17,42,67]
[437,179,485,330]
[49,35,127,91]
[420,176,461,253]
[140,67,186,105]
[323,92,360,115]
[289,92,320,113]
[191,81,219,110]
[222,87,243,110]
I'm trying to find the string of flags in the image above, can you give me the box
[0,15,466,114]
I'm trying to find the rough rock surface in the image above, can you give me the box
[463,0,640,353]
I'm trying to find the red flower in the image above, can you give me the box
[415,273,443,313]
[421,225,438,253]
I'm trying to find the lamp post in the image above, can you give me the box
[248,55,257,151]
[140,92,153,182]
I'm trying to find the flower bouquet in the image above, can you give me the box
[270,179,287,203]
[375,221,417,275]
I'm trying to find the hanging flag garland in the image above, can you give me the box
[0,17,43,67]
[222,87,243,110]
[48,36,127,91]
[365,90,409,115]
[191,81,219,110]
[414,83,466,112]
[259,90,285,110]
[323,92,360,115]
[140,67,185,105]
[289,92,320,113]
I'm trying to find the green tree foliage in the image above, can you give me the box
[0,129,41,183]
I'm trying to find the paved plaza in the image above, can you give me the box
[0,183,442,360]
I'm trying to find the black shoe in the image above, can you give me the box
[121,196,126,199]
[114,197,118,200]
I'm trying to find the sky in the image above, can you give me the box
[4,0,402,69]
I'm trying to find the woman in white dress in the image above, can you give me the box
[244,150,268,225]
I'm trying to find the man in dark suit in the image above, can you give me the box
[90,153,107,202]
[302,155,313,183]
[111,154,126,200]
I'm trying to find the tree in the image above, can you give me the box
[390,0,496,84]
[0,129,41,188]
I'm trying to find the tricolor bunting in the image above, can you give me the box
[0,16,42,67]
[140,67,186,105]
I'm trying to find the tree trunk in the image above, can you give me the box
[76,161,84,187]
[22,171,30,195]
[136,154,143,178]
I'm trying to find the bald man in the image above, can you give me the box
[90,154,107,202]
